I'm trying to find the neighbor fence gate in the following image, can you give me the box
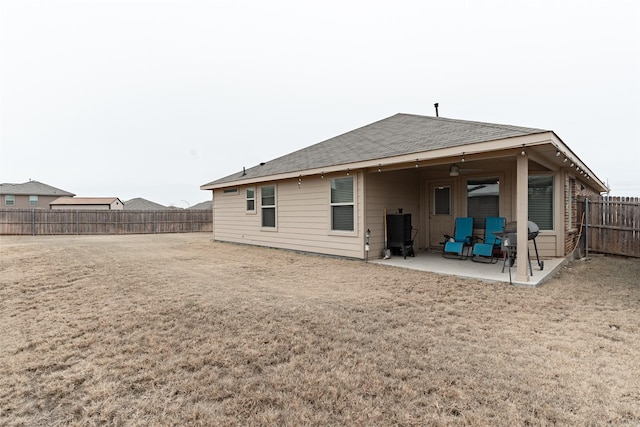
[577,196,640,258]
[0,209,213,235]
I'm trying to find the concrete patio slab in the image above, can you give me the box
[369,250,568,286]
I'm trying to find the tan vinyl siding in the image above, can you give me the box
[213,173,365,258]
[365,169,420,257]
[1,194,61,209]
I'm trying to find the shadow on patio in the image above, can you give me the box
[369,249,568,286]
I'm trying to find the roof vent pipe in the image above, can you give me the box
[434,103,439,117]
[242,167,246,176]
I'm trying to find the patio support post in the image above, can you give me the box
[516,153,530,282]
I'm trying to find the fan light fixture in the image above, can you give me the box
[449,164,460,177]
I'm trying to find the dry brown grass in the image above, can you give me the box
[1,233,639,426]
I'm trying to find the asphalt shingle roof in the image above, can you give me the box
[50,197,121,205]
[124,198,168,210]
[204,113,547,186]
[189,200,213,210]
[0,180,75,196]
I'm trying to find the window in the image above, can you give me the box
[529,175,553,230]
[29,195,38,206]
[246,188,255,212]
[223,188,238,195]
[261,185,276,228]
[330,177,354,231]
[5,195,14,206]
[467,177,499,229]
[434,186,450,215]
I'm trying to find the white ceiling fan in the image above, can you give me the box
[448,163,484,176]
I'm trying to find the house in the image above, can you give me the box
[0,180,75,208]
[50,197,124,210]
[190,200,213,210]
[124,197,168,210]
[200,113,607,283]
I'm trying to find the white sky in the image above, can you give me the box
[1,0,639,207]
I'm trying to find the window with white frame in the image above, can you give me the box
[246,188,255,212]
[529,175,553,230]
[5,195,15,206]
[261,185,276,228]
[330,177,354,231]
[29,195,38,206]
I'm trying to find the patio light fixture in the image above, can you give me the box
[449,164,460,177]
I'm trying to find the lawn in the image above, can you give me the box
[1,233,639,426]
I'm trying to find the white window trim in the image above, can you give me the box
[246,187,256,214]
[260,185,277,230]
[5,195,15,206]
[328,175,357,236]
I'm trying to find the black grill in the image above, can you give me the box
[498,220,544,284]
[504,221,540,240]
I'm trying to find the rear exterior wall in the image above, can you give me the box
[212,172,366,258]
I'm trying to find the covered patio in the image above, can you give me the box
[370,250,568,286]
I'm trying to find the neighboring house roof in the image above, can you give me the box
[203,113,548,187]
[190,200,212,210]
[467,183,499,197]
[50,197,123,206]
[0,180,75,196]
[124,198,168,210]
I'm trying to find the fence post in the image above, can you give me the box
[115,210,118,235]
[32,209,35,236]
[585,198,589,259]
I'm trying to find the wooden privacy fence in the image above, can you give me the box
[577,196,640,258]
[0,209,212,235]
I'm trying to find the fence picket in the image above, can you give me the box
[0,209,213,235]
[578,196,640,258]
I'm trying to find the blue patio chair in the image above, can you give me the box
[472,216,506,263]
[442,217,474,260]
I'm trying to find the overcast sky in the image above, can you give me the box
[1,0,638,206]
